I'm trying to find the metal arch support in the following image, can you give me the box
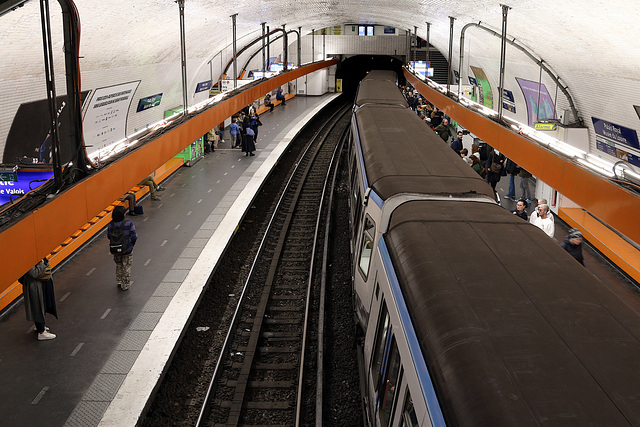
[222,27,287,80]
[458,20,583,126]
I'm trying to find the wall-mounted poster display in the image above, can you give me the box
[83,81,140,157]
[515,77,556,127]
[470,66,493,109]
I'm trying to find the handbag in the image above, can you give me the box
[38,265,52,281]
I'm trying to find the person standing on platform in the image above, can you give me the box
[450,131,464,155]
[243,127,256,156]
[230,118,240,148]
[485,148,505,194]
[139,174,165,201]
[504,159,521,200]
[20,258,58,340]
[519,167,533,202]
[532,203,555,238]
[561,229,584,265]
[434,118,455,143]
[250,113,262,142]
[108,206,138,291]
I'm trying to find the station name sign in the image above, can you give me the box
[136,93,163,112]
[591,117,639,150]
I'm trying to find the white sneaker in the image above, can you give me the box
[38,330,56,341]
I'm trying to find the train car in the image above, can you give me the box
[355,71,408,110]
[348,72,640,426]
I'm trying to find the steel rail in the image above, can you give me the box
[195,100,349,426]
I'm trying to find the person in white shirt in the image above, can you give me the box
[529,198,554,224]
[532,203,555,238]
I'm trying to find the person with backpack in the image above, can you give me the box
[108,206,138,291]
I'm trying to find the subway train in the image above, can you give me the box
[348,71,640,426]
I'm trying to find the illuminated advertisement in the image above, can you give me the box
[83,81,140,156]
[470,66,493,109]
[0,170,53,205]
[515,77,556,127]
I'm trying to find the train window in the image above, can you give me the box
[379,337,402,427]
[400,391,419,427]
[371,302,390,389]
[358,216,375,279]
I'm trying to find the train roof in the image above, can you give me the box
[361,69,398,83]
[384,199,640,425]
[354,79,409,109]
[353,104,494,201]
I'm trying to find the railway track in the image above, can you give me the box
[196,103,352,426]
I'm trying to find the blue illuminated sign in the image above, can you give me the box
[195,80,212,93]
[592,117,639,150]
[0,170,53,205]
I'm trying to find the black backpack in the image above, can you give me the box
[109,221,127,254]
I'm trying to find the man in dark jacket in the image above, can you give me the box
[108,206,138,290]
[561,229,584,265]
[434,118,455,143]
[450,131,464,155]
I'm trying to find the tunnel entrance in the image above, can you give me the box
[336,55,405,95]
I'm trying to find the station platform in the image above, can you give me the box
[0,93,340,427]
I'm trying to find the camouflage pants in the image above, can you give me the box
[113,253,132,290]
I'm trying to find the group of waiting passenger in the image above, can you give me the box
[402,83,584,265]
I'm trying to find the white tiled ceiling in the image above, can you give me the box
[1,0,637,82]
[1,0,640,155]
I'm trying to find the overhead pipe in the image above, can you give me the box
[298,26,302,67]
[425,22,431,65]
[39,0,62,187]
[178,0,188,113]
[497,4,511,122]
[231,13,238,89]
[457,20,582,126]
[261,22,266,73]
[57,0,89,176]
[447,16,455,92]
[222,28,286,79]
[282,24,287,71]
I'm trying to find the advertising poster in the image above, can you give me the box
[515,78,556,127]
[3,92,89,165]
[83,81,140,156]
[470,66,493,109]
